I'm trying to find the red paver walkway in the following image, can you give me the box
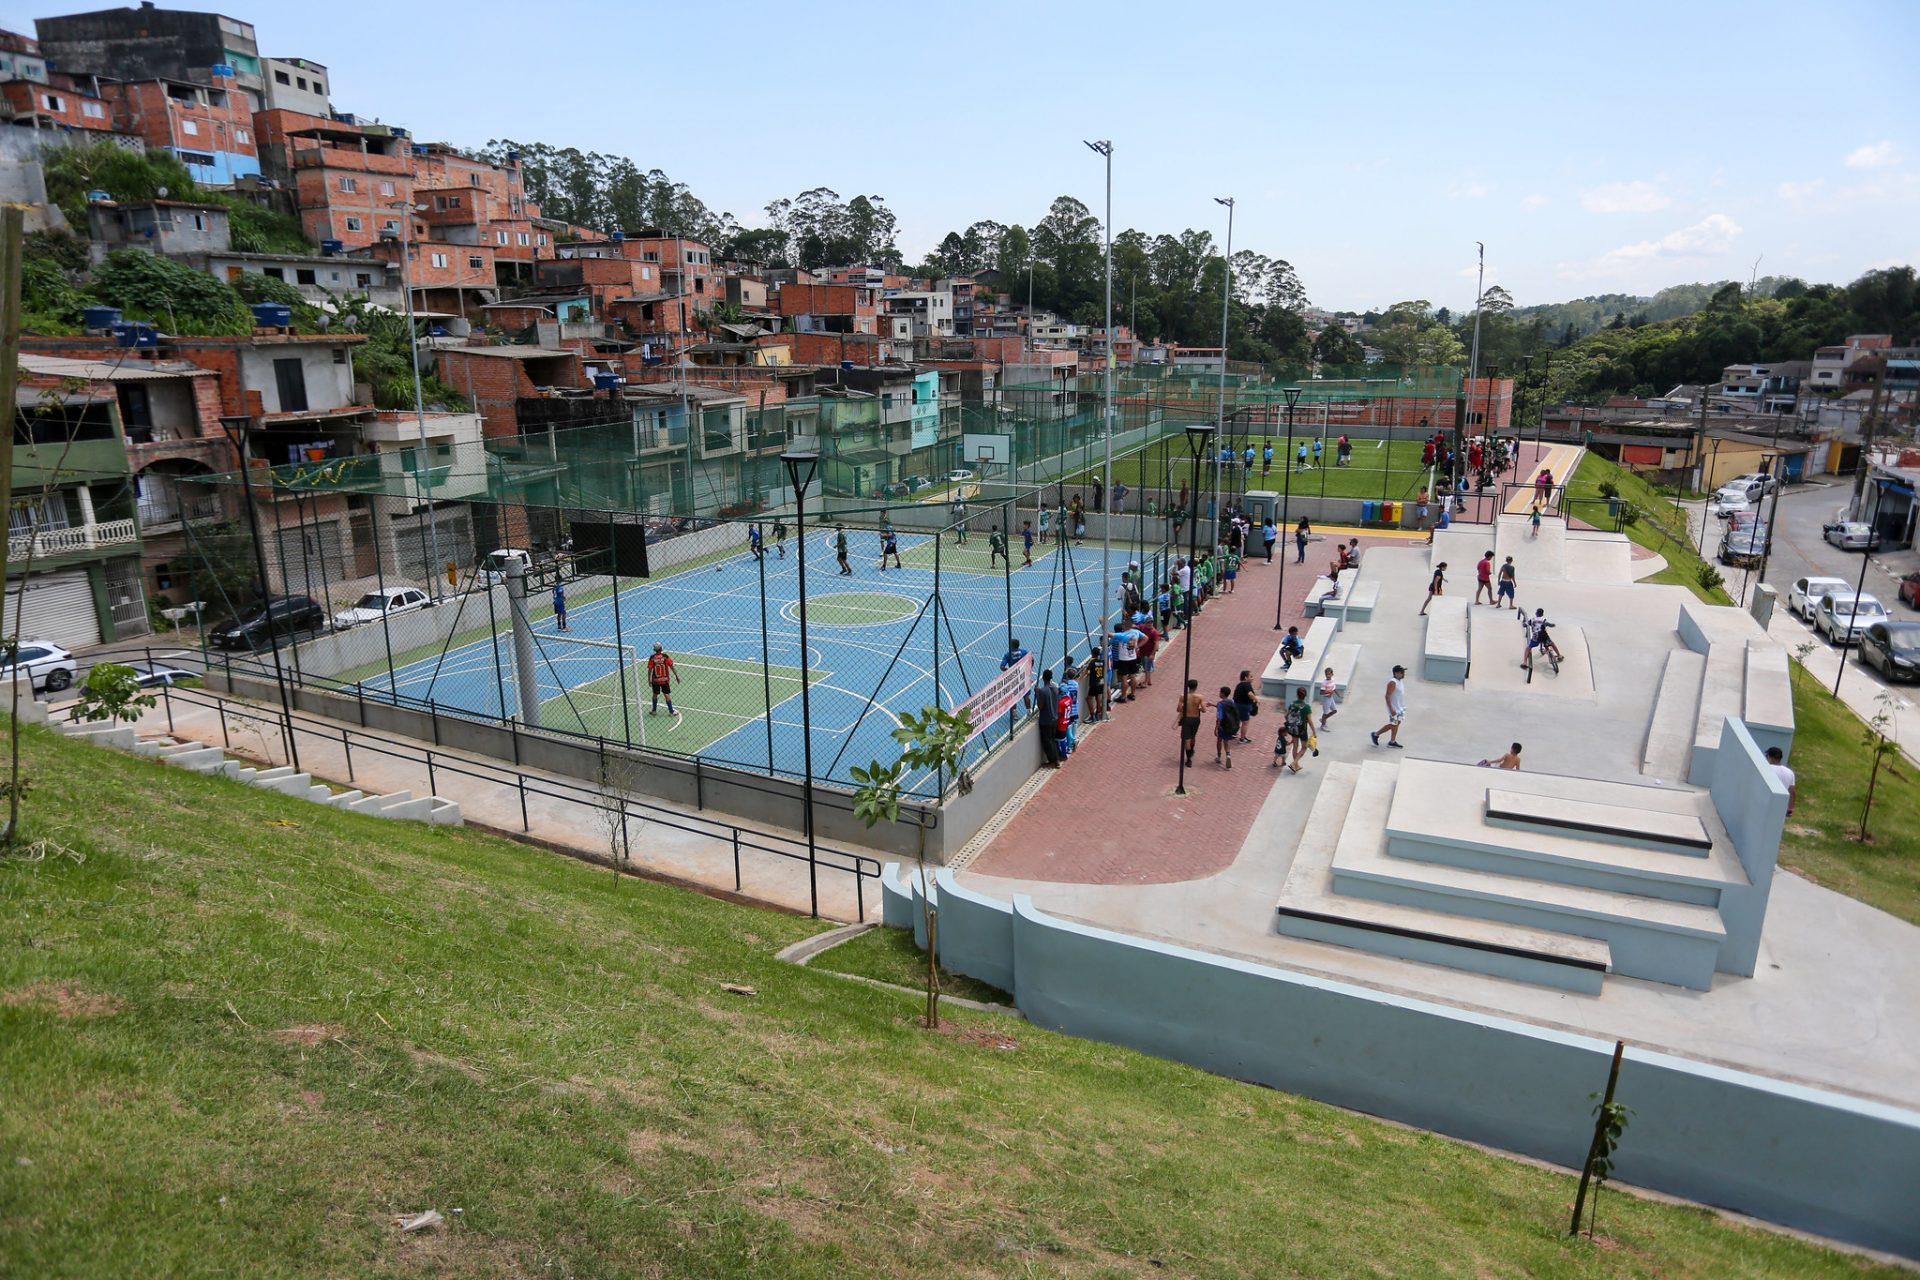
[970,531,1407,885]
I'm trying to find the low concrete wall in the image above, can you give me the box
[877,873,1920,1258]
[1707,719,1786,978]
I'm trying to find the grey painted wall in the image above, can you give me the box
[881,871,1920,1259]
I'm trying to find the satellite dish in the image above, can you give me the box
[156,186,169,199]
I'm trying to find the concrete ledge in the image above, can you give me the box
[1324,643,1362,699]
[1422,598,1470,683]
[1642,650,1706,781]
[1742,641,1795,761]
[1262,616,1340,699]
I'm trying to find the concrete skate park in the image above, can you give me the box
[882,506,1920,1259]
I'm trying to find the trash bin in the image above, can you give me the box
[1381,501,1396,523]
[1361,500,1376,523]
[1608,496,1620,520]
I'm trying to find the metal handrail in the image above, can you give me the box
[143,670,882,920]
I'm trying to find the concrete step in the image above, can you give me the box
[1261,615,1339,699]
[1275,764,1610,994]
[1421,597,1469,683]
[1382,760,1748,907]
[1691,640,1746,784]
[1333,765,1726,991]
[1742,640,1794,759]
[1642,649,1706,782]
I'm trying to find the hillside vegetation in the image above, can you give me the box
[0,723,1898,1277]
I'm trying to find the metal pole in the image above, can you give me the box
[1086,139,1116,645]
[504,559,541,727]
[1274,387,1302,629]
[1175,425,1212,796]
[1211,197,1234,551]
[1836,535,1872,698]
[758,517,774,774]
[394,200,444,600]
[606,515,632,746]
[1464,241,1484,469]
[220,415,300,770]
[782,452,821,918]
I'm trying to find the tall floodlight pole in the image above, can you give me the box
[1273,386,1303,629]
[781,450,822,918]
[1085,138,1115,645]
[1212,197,1235,548]
[1536,349,1552,454]
[1463,240,1484,469]
[392,200,444,599]
[1175,424,1214,797]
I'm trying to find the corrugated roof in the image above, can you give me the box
[18,354,214,381]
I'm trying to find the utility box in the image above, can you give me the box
[1750,583,1777,630]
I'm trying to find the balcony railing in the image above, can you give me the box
[136,496,222,531]
[28,518,138,558]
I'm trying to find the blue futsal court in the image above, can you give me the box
[350,526,1149,794]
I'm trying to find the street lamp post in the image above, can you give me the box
[1212,197,1234,548]
[216,413,300,771]
[1085,138,1116,652]
[390,200,445,599]
[781,450,822,917]
[1273,386,1303,630]
[1176,424,1214,797]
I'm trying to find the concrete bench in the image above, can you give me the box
[1323,642,1362,699]
[1262,615,1340,699]
[1326,582,1381,625]
[1304,569,1357,617]
[1688,642,1746,784]
[1421,598,1470,683]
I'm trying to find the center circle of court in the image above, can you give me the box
[786,592,920,627]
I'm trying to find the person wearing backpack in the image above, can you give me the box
[1214,686,1241,768]
[1284,687,1316,773]
[1232,670,1259,744]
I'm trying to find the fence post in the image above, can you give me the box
[341,726,353,783]
[508,714,521,766]
[694,756,704,810]
[426,748,436,796]
[731,829,741,891]
[517,771,530,832]
[357,680,366,727]
[428,698,440,746]
[161,680,174,735]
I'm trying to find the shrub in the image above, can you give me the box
[92,248,249,334]
[1696,563,1726,594]
[1596,479,1620,500]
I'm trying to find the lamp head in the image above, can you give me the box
[1214,196,1233,208]
[1282,386,1303,409]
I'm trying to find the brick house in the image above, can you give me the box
[97,68,260,184]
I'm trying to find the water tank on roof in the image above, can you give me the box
[610,230,625,243]
[507,150,522,162]
[411,144,428,156]
[86,190,112,204]
[319,239,343,255]
[82,306,122,332]
[334,113,356,125]
[210,63,234,78]
[112,322,159,348]
[251,302,292,330]
[593,373,623,390]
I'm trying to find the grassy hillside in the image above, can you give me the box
[0,724,1898,1277]
[1779,665,1920,924]
[1567,453,1733,604]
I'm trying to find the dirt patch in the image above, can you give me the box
[270,1023,345,1045]
[924,1018,1018,1052]
[1,980,125,1019]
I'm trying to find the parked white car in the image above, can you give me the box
[1721,472,1778,501]
[1788,576,1852,620]
[944,469,976,483]
[0,640,77,693]
[333,586,434,629]
[1822,521,1879,551]
[1814,591,1887,646]
[1710,489,1751,519]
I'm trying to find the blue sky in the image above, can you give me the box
[11,0,1916,313]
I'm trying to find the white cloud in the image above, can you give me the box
[1557,213,1742,281]
[1522,193,1549,210]
[1845,141,1899,170]
[1580,180,1671,214]
[1777,178,1825,207]
[1449,180,1490,200]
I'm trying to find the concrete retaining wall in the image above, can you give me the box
[1707,719,1787,978]
[881,874,1920,1259]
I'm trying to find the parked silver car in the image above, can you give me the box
[333,586,434,629]
[1814,591,1887,646]
[1822,521,1880,551]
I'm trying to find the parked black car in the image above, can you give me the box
[208,595,325,650]
[1859,621,1920,682]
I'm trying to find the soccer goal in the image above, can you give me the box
[526,632,648,746]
